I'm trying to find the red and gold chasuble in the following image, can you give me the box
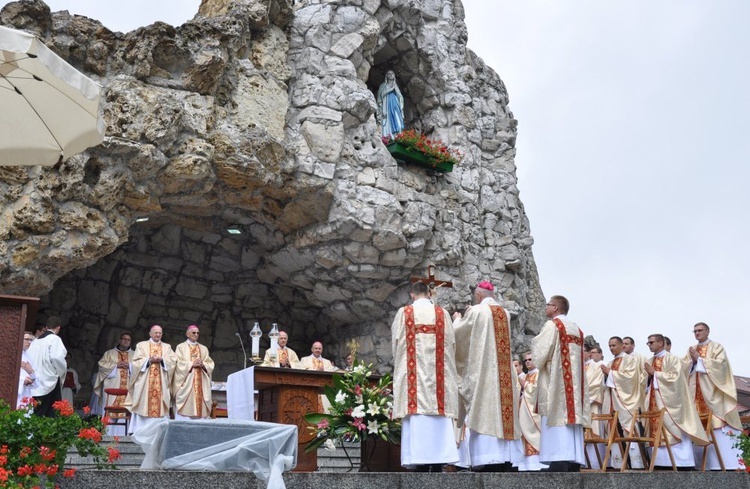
[491,305,516,440]
[553,318,584,425]
[404,305,446,415]
[147,342,164,417]
[189,344,204,418]
[693,345,710,416]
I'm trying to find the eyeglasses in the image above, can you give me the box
[524,359,533,362]
[646,341,658,345]
[189,332,200,335]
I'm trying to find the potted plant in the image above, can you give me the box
[0,399,120,488]
[382,129,462,173]
[303,363,401,470]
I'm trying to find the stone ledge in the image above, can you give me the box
[58,470,750,489]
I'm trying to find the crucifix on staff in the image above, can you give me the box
[409,265,453,296]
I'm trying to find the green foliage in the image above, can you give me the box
[303,363,401,453]
[732,429,750,472]
[0,399,118,488]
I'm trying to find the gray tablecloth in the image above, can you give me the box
[133,419,297,489]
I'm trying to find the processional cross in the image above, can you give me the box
[409,265,453,293]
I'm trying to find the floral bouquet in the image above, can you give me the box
[0,399,120,488]
[382,129,463,167]
[303,364,401,452]
[733,427,750,472]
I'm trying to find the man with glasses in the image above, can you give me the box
[17,332,37,408]
[644,334,708,469]
[173,325,215,420]
[601,336,645,469]
[516,354,547,471]
[126,325,176,434]
[531,295,590,472]
[685,322,743,469]
[453,281,521,471]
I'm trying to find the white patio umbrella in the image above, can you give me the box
[0,25,105,166]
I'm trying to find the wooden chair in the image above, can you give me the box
[211,400,228,418]
[699,412,725,471]
[583,411,618,471]
[614,408,675,472]
[103,388,131,434]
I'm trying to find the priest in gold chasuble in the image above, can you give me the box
[392,281,459,471]
[644,334,708,469]
[453,281,522,471]
[173,325,215,420]
[684,322,743,470]
[125,325,176,435]
[531,295,590,472]
[583,344,606,469]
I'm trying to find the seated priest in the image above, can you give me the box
[261,331,300,368]
[298,341,337,371]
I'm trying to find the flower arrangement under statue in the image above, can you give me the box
[303,363,401,455]
[0,399,120,488]
[382,129,463,173]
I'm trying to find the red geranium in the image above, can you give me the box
[63,468,77,478]
[52,400,75,417]
[16,465,33,477]
[107,447,121,463]
[78,427,103,443]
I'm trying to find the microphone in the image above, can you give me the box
[235,332,247,369]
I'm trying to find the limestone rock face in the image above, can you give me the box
[0,0,546,385]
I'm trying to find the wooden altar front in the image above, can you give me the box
[254,366,336,472]
[0,295,39,409]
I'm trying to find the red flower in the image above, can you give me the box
[63,468,77,478]
[46,464,59,476]
[39,446,57,462]
[101,416,110,426]
[52,400,75,416]
[0,467,9,483]
[0,445,7,455]
[19,446,31,458]
[82,405,91,415]
[78,427,103,443]
[33,463,47,474]
[107,446,121,463]
[17,465,33,477]
[0,455,6,467]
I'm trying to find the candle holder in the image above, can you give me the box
[249,321,263,364]
[268,322,280,362]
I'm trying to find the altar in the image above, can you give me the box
[254,366,337,472]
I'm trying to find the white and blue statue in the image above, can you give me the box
[377,70,404,138]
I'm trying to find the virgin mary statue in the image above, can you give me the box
[377,70,404,138]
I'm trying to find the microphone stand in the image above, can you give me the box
[235,332,247,369]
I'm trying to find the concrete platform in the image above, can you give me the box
[58,470,749,489]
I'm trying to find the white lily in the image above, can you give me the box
[351,405,366,418]
[367,419,380,434]
[334,390,347,404]
[366,402,380,416]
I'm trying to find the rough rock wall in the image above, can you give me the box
[0,0,547,389]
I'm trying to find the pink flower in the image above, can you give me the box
[352,418,366,431]
[316,419,329,429]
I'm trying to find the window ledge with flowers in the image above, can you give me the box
[303,364,400,471]
[382,129,462,173]
[0,399,120,489]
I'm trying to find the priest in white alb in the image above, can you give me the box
[644,333,708,469]
[125,325,176,435]
[685,322,743,469]
[173,325,215,420]
[453,281,522,471]
[531,295,591,472]
[584,344,606,469]
[392,281,459,472]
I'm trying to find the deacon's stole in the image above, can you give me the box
[553,318,585,425]
[147,342,164,417]
[189,344,205,417]
[647,356,664,439]
[404,305,446,415]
